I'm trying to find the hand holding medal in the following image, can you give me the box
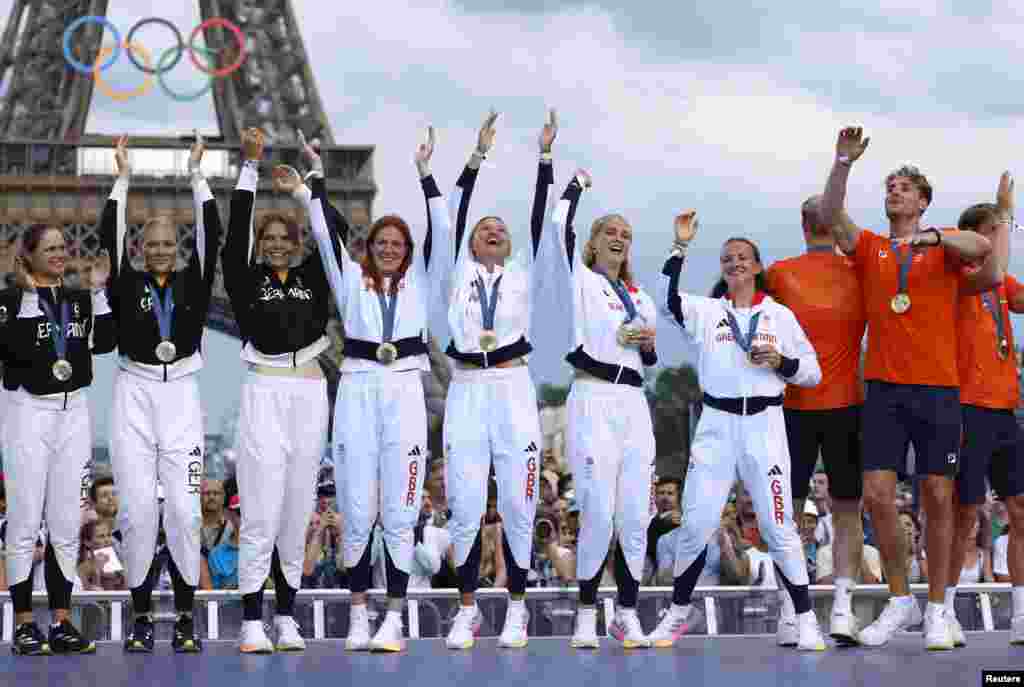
[748,344,782,369]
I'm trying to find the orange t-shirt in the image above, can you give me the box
[766,251,866,410]
[957,275,1022,409]
[854,228,963,387]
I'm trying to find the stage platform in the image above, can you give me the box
[2,634,1020,687]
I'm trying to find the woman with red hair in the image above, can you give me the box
[280,130,449,653]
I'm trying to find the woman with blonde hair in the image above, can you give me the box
[543,127,659,649]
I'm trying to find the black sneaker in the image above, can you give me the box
[12,622,51,656]
[48,620,96,654]
[124,616,155,653]
[172,614,202,653]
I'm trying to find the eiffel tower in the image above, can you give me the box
[0,0,450,451]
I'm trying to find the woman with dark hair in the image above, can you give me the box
[542,133,660,649]
[100,134,222,654]
[0,223,115,655]
[280,129,449,652]
[220,128,345,653]
[649,213,825,650]
[438,111,547,650]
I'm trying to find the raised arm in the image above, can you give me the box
[960,172,1012,295]
[185,133,221,290]
[100,135,134,284]
[222,127,264,298]
[821,127,871,254]
[657,211,712,340]
[451,110,498,266]
[412,126,452,288]
[530,109,557,263]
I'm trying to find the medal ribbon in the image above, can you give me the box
[605,277,638,322]
[474,273,503,330]
[147,277,175,342]
[36,290,70,360]
[376,286,398,343]
[892,240,914,296]
[982,290,1007,354]
[725,310,761,354]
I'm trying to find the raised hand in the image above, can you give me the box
[997,171,1014,216]
[13,255,35,290]
[539,108,558,153]
[297,129,323,176]
[477,109,499,155]
[114,135,130,177]
[272,165,303,194]
[573,167,592,189]
[674,210,699,243]
[835,126,870,164]
[415,126,436,177]
[188,129,205,174]
[241,127,265,161]
[89,250,111,290]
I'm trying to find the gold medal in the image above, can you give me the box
[376,342,398,365]
[155,340,177,363]
[52,359,73,382]
[999,338,1010,361]
[891,293,911,314]
[479,330,498,352]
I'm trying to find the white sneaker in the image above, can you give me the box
[829,606,860,646]
[239,620,274,654]
[947,612,966,648]
[777,613,798,647]
[345,605,371,651]
[647,604,704,648]
[797,611,826,652]
[1011,615,1024,645]
[446,605,484,650]
[858,597,922,647]
[923,605,953,651]
[570,607,599,649]
[273,615,305,652]
[499,603,529,648]
[608,608,651,649]
[369,611,405,653]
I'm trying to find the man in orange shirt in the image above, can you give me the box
[821,126,1001,650]
[765,195,866,645]
[949,186,1024,646]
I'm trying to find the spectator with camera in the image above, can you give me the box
[647,478,682,577]
[302,482,345,590]
[77,520,125,591]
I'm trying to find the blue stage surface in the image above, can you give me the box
[3,634,1021,687]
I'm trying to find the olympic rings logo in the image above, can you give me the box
[62,16,248,102]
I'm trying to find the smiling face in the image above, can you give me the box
[259,220,300,271]
[25,227,67,284]
[720,239,762,293]
[588,215,632,273]
[470,216,511,263]
[370,225,409,276]
[142,218,178,276]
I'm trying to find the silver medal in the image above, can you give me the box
[52,359,73,382]
[156,340,177,363]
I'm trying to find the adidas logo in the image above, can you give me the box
[768,465,782,477]
[716,318,729,329]
[525,442,538,453]
[408,445,422,457]
[189,446,202,457]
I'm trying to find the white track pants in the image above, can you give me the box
[566,380,656,582]
[336,370,427,575]
[235,372,328,594]
[444,365,541,571]
[110,372,203,589]
[2,390,90,587]
[673,406,807,585]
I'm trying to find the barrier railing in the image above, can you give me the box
[1,584,1014,642]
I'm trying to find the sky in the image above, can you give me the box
[4,0,1024,440]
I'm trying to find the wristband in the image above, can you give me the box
[573,173,590,190]
[472,149,487,160]
[837,154,852,166]
[540,151,552,162]
[304,169,323,181]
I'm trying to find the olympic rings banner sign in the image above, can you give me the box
[62,16,248,102]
